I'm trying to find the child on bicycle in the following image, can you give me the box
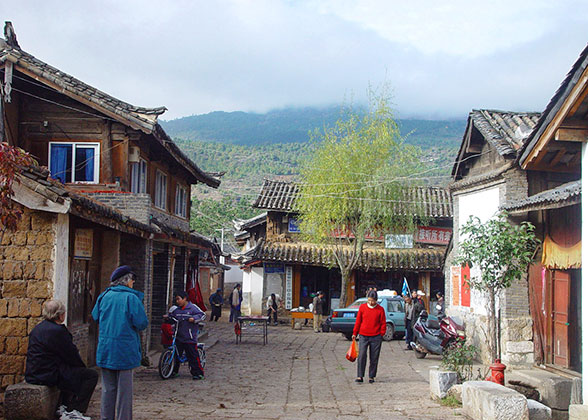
[164,290,206,380]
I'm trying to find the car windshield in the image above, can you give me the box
[347,298,383,309]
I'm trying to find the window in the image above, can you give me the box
[175,185,188,218]
[387,299,403,313]
[155,170,167,209]
[49,142,100,183]
[130,159,147,193]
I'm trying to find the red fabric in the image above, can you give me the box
[186,264,207,311]
[161,323,173,346]
[353,303,386,337]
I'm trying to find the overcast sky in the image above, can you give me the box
[3,1,588,120]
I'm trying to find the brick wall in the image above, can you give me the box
[0,207,56,392]
[88,193,151,224]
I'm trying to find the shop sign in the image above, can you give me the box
[385,234,413,249]
[74,229,93,259]
[285,266,293,310]
[288,218,301,233]
[415,226,452,245]
[264,262,285,274]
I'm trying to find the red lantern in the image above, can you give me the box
[487,359,506,385]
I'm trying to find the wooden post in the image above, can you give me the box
[102,121,113,184]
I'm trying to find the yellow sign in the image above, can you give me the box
[74,229,93,259]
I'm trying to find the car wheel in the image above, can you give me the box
[414,349,427,359]
[383,323,394,341]
[343,333,352,341]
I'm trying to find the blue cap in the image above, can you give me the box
[110,265,135,283]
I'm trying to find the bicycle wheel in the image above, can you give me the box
[158,349,176,379]
[198,345,206,369]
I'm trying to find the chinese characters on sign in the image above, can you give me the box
[285,266,293,310]
[415,226,452,245]
[74,229,93,259]
[264,263,285,274]
[288,218,301,233]
[384,234,414,249]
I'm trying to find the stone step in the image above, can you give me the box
[508,369,574,411]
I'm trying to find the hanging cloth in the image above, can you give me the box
[541,234,581,269]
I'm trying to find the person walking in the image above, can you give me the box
[229,284,242,323]
[403,294,414,350]
[25,300,98,419]
[209,288,224,322]
[266,293,280,325]
[411,290,426,328]
[92,265,148,420]
[351,290,386,384]
[312,291,325,333]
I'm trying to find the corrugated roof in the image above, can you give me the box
[501,180,581,213]
[252,179,453,218]
[255,241,445,270]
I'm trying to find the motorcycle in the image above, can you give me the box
[410,305,465,359]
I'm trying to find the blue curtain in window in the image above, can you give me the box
[50,144,72,183]
[75,147,95,182]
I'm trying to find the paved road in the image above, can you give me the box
[86,320,464,420]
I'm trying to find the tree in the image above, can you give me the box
[0,142,35,230]
[454,213,539,362]
[295,91,426,306]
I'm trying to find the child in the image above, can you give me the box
[166,290,206,380]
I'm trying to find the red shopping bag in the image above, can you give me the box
[346,338,358,362]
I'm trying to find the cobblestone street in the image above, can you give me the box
[86,319,463,420]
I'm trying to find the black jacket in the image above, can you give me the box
[410,298,426,327]
[25,320,86,392]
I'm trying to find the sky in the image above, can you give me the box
[2,1,588,120]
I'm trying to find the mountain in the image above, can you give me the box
[162,107,466,237]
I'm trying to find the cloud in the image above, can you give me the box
[1,0,587,119]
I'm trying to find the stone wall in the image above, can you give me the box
[0,207,56,394]
[88,192,151,224]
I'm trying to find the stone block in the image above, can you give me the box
[506,341,534,354]
[5,247,30,262]
[12,232,27,246]
[462,380,529,420]
[448,384,463,403]
[18,300,31,317]
[1,232,12,245]
[2,374,15,388]
[508,370,573,411]
[570,378,582,405]
[27,317,42,335]
[430,368,458,399]
[0,355,25,374]
[3,281,27,298]
[5,337,19,355]
[29,246,51,262]
[528,399,552,420]
[0,299,7,317]
[4,382,60,420]
[18,337,28,356]
[569,404,588,420]
[30,300,42,317]
[26,281,52,299]
[0,318,27,337]
[30,213,54,231]
[22,262,37,279]
[7,299,19,317]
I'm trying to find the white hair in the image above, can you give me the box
[111,272,135,286]
[42,299,66,321]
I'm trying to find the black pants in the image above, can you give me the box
[61,368,99,413]
[357,335,383,379]
[211,305,221,322]
[267,308,277,324]
[405,319,413,345]
[176,342,204,377]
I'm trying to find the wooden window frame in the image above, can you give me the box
[175,185,188,218]
[130,158,147,193]
[155,170,168,210]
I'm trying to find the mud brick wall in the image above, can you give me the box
[0,207,56,393]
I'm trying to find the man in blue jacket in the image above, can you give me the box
[166,290,206,380]
[92,265,148,420]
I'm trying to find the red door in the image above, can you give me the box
[552,270,570,367]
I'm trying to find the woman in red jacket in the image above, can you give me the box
[352,290,386,383]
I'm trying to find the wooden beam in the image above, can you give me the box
[549,149,567,166]
[554,128,588,142]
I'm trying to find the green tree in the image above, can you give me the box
[295,92,426,306]
[454,213,539,362]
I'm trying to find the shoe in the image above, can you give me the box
[314,330,320,333]
[192,374,205,380]
[61,409,91,420]
[355,378,363,383]
[369,378,375,383]
[57,405,67,416]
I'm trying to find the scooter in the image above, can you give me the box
[410,306,465,359]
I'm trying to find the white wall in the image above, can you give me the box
[52,213,69,316]
[241,266,264,316]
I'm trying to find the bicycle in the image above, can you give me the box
[158,316,206,379]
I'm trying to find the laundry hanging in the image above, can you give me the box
[541,234,581,269]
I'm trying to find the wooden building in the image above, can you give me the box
[0,21,223,393]
[234,179,452,316]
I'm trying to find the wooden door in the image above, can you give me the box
[552,270,570,367]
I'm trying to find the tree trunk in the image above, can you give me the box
[487,287,498,362]
[339,269,351,308]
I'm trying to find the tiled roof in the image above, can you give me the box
[519,43,588,164]
[253,241,445,270]
[501,180,581,213]
[0,40,219,188]
[253,180,299,211]
[252,179,453,218]
[233,212,267,231]
[470,110,540,156]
